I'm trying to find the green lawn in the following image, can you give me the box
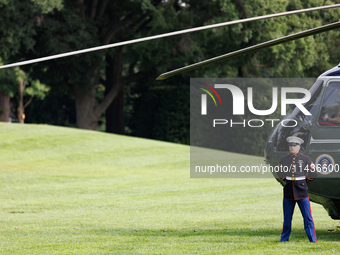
[0,123,339,254]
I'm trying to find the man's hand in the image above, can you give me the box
[307,178,315,183]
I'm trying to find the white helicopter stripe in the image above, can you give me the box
[310,137,340,144]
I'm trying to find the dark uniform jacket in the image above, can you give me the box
[278,153,317,200]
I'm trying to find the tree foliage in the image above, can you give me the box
[0,0,62,122]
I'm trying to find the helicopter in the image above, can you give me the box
[263,70,340,220]
[2,3,340,219]
[251,69,340,219]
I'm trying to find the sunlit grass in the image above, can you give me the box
[0,123,339,254]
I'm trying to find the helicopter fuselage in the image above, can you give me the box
[265,64,340,219]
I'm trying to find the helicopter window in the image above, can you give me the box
[274,80,323,151]
[292,80,323,125]
[274,121,309,152]
[318,82,340,127]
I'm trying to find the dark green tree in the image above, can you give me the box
[29,0,160,130]
[28,0,249,130]
[0,0,62,122]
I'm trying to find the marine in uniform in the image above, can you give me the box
[278,136,318,242]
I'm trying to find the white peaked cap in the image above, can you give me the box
[286,136,304,145]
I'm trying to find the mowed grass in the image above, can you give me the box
[0,123,340,254]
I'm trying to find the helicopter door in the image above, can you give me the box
[309,80,340,177]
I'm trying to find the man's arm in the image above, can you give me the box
[323,116,340,124]
[322,107,340,124]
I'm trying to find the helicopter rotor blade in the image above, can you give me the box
[1,4,340,70]
[156,21,340,80]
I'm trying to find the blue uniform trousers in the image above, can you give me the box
[280,198,317,242]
